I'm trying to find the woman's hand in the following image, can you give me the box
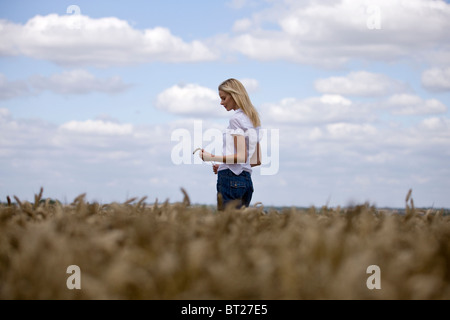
[212,164,220,175]
[199,149,213,162]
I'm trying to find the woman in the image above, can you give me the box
[199,78,261,210]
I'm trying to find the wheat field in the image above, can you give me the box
[0,188,449,300]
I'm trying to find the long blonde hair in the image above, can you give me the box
[219,78,261,128]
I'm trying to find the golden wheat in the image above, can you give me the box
[0,188,449,300]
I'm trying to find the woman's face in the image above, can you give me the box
[219,90,238,112]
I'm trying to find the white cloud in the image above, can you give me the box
[320,94,352,105]
[59,120,134,136]
[326,122,378,140]
[0,108,10,119]
[260,94,371,125]
[0,14,217,67]
[0,71,130,100]
[227,0,261,9]
[315,71,408,97]
[419,116,450,132]
[240,78,260,92]
[0,74,30,100]
[387,94,447,115]
[4,2,448,69]
[232,18,253,32]
[422,67,450,92]
[409,117,450,153]
[224,0,450,67]
[29,70,131,95]
[156,84,227,117]
[228,32,299,62]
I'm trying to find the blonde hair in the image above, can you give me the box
[219,78,261,128]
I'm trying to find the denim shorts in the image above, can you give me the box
[217,169,254,210]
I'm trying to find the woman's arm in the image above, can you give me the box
[200,135,248,164]
[250,141,261,167]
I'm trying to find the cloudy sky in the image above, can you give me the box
[1,0,449,208]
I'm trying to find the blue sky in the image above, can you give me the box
[1,0,449,208]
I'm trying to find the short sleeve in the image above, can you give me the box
[228,128,245,136]
[229,116,242,130]
[228,111,251,136]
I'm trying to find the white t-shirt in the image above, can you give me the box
[218,109,260,175]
